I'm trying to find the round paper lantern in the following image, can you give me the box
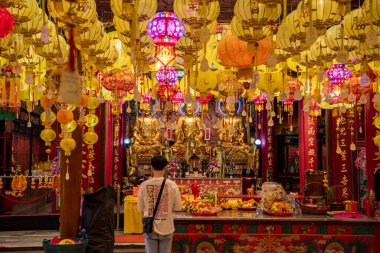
[174,0,219,26]
[0,7,14,38]
[324,24,359,52]
[14,8,44,44]
[7,0,38,24]
[88,33,111,57]
[74,20,104,53]
[40,128,56,146]
[283,11,306,41]
[343,8,371,42]
[276,24,306,53]
[234,0,281,27]
[362,0,380,26]
[0,33,14,53]
[297,0,342,32]
[300,50,317,68]
[156,66,178,86]
[40,111,56,126]
[94,44,118,68]
[87,97,100,110]
[231,16,265,43]
[196,70,218,93]
[83,131,98,148]
[310,36,336,63]
[60,136,76,156]
[0,33,26,62]
[111,0,157,22]
[84,114,99,128]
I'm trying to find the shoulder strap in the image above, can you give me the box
[152,178,166,219]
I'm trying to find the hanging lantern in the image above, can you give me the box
[0,6,14,38]
[111,0,157,22]
[343,8,371,43]
[253,92,266,112]
[297,0,342,34]
[147,12,184,66]
[325,24,359,52]
[156,66,178,86]
[7,0,38,24]
[362,0,380,26]
[142,92,152,103]
[231,16,266,44]
[325,64,351,103]
[171,90,183,111]
[0,33,26,62]
[310,36,337,63]
[282,11,306,42]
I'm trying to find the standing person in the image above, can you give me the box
[137,156,181,253]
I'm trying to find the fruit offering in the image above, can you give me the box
[269,201,293,214]
[220,199,240,210]
[238,199,256,209]
[190,199,214,213]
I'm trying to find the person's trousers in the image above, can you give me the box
[143,232,173,253]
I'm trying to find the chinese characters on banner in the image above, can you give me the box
[267,125,274,180]
[304,114,318,170]
[331,112,353,201]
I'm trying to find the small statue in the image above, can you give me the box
[246,138,259,176]
[127,137,138,183]
[213,140,225,178]
[160,139,173,162]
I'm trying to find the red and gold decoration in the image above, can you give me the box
[0,6,14,38]
[146,12,184,66]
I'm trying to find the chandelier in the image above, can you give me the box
[147,12,184,66]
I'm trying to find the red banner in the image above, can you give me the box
[299,102,318,195]
[331,110,354,201]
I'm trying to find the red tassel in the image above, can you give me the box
[69,28,75,71]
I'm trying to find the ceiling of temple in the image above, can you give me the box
[96,0,361,30]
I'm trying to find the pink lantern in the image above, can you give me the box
[147,12,184,66]
[142,92,152,103]
[0,7,14,38]
[156,66,178,86]
[325,64,351,103]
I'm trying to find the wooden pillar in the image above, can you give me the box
[59,123,83,238]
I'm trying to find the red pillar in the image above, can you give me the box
[104,101,113,186]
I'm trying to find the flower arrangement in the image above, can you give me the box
[208,160,220,176]
[167,158,181,177]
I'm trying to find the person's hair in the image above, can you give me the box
[151,156,168,171]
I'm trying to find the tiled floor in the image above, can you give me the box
[0,230,145,253]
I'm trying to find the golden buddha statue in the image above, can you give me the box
[217,106,247,148]
[173,103,206,154]
[246,138,259,176]
[132,104,162,154]
[160,139,173,162]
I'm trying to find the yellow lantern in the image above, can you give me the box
[35,34,68,67]
[297,0,342,33]
[47,0,97,28]
[325,24,359,51]
[362,0,380,26]
[14,8,44,45]
[300,50,317,68]
[7,0,38,23]
[84,114,99,128]
[113,15,150,37]
[274,48,291,62]
[283,11,306,41]
[310,36,336,63]
[87,96,100,110]
[195,70,218,92]
[88,34,111,59]
[0,34,26,62]
[276,25,306,53]
[0,34,14,55]
[32,20,57,48]
[19,47,43,68]
[40,111,56,126]
[83,130,98,149]
[234,0,281,27]
[343,8,371,42]
[62,120,77,133]
[231,16,265,44]
[40,128,56,146]
[95,44,119,68]
[74,20,104,54]
[60,136,76,156]
[111,0,157,21]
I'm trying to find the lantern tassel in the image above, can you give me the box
[69,28,75,71]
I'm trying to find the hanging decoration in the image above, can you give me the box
[324,64,351,105]
[0,6,14,38]
[146,12,184,66]
[0,66,22,114]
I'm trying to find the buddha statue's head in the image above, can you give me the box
[141,104,151,116]
[185,103,194,116]
[227,105,236,117]
[216,139,222,146]
[164,139,169,146]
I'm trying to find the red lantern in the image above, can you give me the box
[171,91,184,104]
[147,12,184,66]
[325,64,351,103]
[253,92,266,112]
[0,7,13,38]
